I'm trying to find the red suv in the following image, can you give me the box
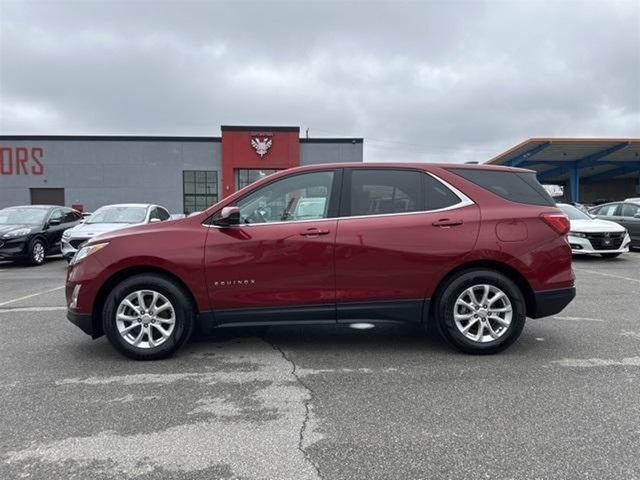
[66,163,575,360]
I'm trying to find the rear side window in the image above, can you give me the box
[348,169,423,216]
[449,169,555,206]
[424,174,462,210]
[621,203,639,218]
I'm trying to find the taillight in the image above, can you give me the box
[541,213,570,235]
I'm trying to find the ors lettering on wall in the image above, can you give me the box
[0,147,45,175]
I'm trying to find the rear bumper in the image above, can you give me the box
[67,309,96,337]
[529,287,576,319]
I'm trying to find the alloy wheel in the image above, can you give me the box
[453,284,513,343]
[115,290,176,349]
[32,242,45,264]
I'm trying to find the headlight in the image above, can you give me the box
[2,228,31,238]
[70,242,109,265]
[62,230,71,239]
[568,231,587,238]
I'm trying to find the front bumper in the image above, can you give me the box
[67,309,95,337]
[529,287,576,318]
[61,239,81,259]
[568,233,631,255]
[0,238,29,260]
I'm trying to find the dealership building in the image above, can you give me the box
[0,125,363,213]
[2,130,638,212]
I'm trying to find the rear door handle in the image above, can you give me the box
[300,228,330,237]
[432,218,463,227]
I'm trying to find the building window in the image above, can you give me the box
[235,169,280,190]
[183,170,218,214]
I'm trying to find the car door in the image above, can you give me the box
[203,169,341,323]
[334,168,480,324]
[45,208,66,253]
[620,203,640,245]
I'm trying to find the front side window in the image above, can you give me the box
[596,204,620,217]
[348,169,423,216]
[49,209,64,223]
[235,171,335,224]
[157,208,170,221]
[184,170,218,215]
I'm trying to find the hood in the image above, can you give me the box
[65,222,143,239]
[86,217,183,244]
[570,218,626,233]
[0,224,37,236]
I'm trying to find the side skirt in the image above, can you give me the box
[197,299,430,334]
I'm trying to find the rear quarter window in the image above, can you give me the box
[448,169,555,206]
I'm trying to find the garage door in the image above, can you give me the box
[30,188,65,206]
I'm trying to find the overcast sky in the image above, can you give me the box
[0,0,639,162]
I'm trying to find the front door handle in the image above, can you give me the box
[432,218,463,227]
[300,228,330,237]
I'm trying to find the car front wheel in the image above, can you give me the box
[103,274,195,360]
[435,269,526,354]
[28,238,46,266]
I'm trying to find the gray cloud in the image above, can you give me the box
[1,0,639,162]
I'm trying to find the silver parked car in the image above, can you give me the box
[61,203,171,261]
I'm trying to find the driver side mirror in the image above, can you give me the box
[214,206,240,227]
[149,218,162,223]
[49,218,61,226]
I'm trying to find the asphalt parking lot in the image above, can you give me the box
[1,254,639,480]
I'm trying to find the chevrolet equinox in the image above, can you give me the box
[66,163,576,360]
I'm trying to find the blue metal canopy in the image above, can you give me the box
[485,138,640,202]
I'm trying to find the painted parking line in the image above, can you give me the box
[574,268,640,284]
[0,306,67,314]
[0,286,65,307]
[553,316,605,322]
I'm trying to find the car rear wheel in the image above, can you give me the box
[103,274,194,360]
[435,269,526,354]
[28,239,46,266]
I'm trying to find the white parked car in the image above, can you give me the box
[558,203,631,258]
[61,204,171,261]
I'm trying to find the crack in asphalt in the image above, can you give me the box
[267,338,323,480]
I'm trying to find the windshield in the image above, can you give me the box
[0,207,48,225]
[559,204,591,220]
[87,206,148,224]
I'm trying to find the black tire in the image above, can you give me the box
[27,238,47,266]
[102,274,195,360]
[600,253,621,259]
[434,269,526,354]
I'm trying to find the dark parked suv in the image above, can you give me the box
[66,163,575,359]
[0,205,83,265]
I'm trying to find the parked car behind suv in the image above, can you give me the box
[588,200,640,249]
[0,205,83,265]
[61,203,171,261]
[66,163,575,359]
